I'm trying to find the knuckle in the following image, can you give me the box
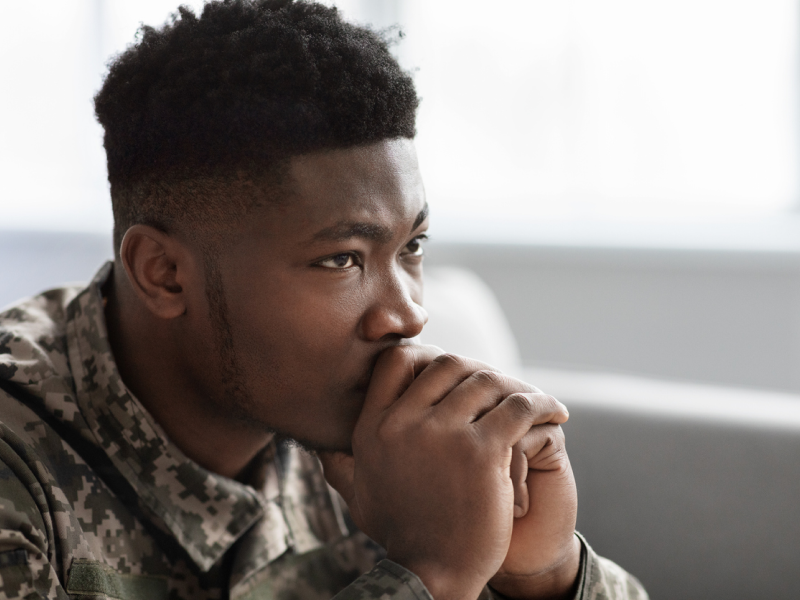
[469,369,503,387]
[541,424,566,449]
[506,392,535,416]
[548,427,570,470]
[431,352,464,369]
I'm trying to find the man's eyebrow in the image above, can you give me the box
[310,221,393,244]
[310,203,429,245]
[411,203,429,233]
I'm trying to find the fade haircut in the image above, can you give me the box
[94,0,419,252]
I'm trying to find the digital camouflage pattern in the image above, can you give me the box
[0,263,648,599]
[571,534,648,600]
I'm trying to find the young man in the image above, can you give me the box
[0,1,647,598]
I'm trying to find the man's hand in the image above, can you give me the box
[320,345,572,600]
[489,426,581,599]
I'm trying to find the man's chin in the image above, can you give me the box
[257,387,365,455]
[277,409,359,455]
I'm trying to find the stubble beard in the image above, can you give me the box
[202,249,268,431]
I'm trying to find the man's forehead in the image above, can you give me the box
[286,140,421,197]
[275,139,427,239]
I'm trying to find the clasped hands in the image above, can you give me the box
[320,345,581,600]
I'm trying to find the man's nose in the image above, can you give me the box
[359,274,428,342]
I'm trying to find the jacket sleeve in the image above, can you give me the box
[486,532,649,600]
[333,532,647,600]
[0,540,64,600]
[332,559,433,600]
[0,454,66,600]
[569,532,648,600]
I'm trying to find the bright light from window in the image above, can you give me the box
[0,0,206,233]
[398,0,800,219]
[1,0,797,234]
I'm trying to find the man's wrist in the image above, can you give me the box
[488,534,582,600]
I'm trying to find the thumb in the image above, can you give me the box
[510,445,530,519]
[318,451,356,503]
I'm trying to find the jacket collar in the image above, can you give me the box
[65,262,271,570]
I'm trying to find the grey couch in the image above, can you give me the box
[423,265,800,600]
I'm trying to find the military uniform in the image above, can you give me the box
[0,263,647,600]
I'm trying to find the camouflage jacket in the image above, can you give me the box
[0,263,648,600]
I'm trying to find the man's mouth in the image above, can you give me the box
[353,364,375,395]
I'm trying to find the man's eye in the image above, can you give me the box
[318,253,357,269]
[402,235,427,257]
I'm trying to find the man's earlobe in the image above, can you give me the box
[120,225,189,319]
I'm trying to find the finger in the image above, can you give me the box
[436,370,543,423]
[394,353,504,413]
[475,393,569,448]
[516,423,567,471]
[318,451,356,503]
[510,444,530,518]
[359,345,443,426]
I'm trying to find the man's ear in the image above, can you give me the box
[119,225,193,320]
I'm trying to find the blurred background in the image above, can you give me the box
[2,1,800,598]
[5,0,800,391]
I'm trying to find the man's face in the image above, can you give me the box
[203,139,428,451]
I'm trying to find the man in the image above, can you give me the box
[0,1,647,598]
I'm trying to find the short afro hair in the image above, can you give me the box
[94,0,419,250]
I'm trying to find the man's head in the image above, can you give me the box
[95,0,428,458]
[95,0,419,251]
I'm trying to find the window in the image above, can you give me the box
[0,0,206,233]
[394,0,800,222]
[1,0,797,234]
